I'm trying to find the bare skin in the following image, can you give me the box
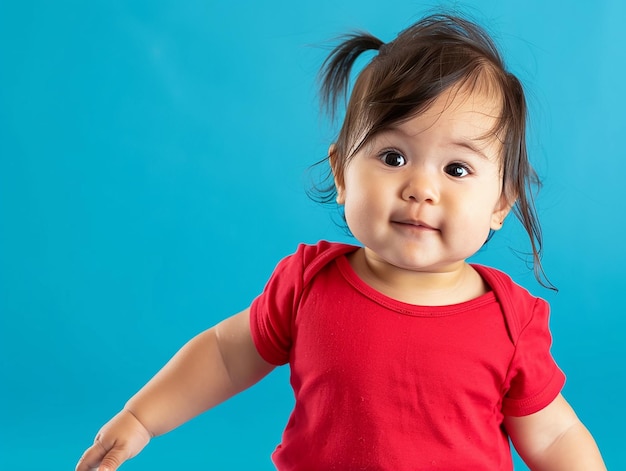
[76,308,274,471]
[505,395,606,470]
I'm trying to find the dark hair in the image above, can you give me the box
[311,13,554,289]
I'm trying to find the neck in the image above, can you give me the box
[348,248,488,306]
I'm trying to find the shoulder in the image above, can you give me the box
[259,241,359,295]
[288,240,359,283]
[472,264,538,303]
[472,264,549,343]
[250,241,358,365]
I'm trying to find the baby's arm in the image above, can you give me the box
[76,307,274,471]
[504,394,606,470]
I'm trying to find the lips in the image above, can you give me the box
[391,219,438,231]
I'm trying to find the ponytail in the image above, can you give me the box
[319,33,384,121]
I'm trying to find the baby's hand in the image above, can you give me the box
[76,409,152,471]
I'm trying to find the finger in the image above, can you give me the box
[77,444,130,471]
[76,442,106,471]
[96,434,136,471]
[98,448,129,471]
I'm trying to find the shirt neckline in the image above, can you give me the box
[335,253,497,317]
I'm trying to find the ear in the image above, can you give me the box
[329,144,345,205]
[490,194,515,231]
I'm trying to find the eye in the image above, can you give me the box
[380,151,406,167]
[445,163,471,178]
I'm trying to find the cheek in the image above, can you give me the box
[449,186,501,226]
[342,183,386,226]
[343,192,371,222]
[344,171,390,205]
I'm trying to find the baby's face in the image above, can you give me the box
[334,88,510,276]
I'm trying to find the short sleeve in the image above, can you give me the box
[249,247,306,366]
[249,241,357,366]
[501,298,566,416]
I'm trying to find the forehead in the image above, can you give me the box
[386,88,504,158]
[405,87,501,133]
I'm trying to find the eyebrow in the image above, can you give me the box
[448,139,490,160]
[380,125,496,161]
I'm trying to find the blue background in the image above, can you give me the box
[1,1,624,469]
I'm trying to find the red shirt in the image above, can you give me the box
[250,241,565,470]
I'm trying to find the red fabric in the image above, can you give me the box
[250,241,565,470]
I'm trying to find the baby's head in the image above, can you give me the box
[318,13,549,286]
